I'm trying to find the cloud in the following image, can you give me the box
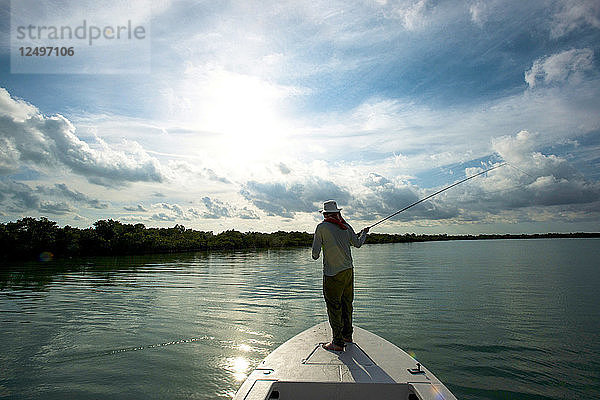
[398,0,431,31]
[124,204,148,212]
[525,48,594,88]
[0,87,165,186]
[493,131,581,181]
[241,177,351,218]
[526,175,599,206]
[149,202,197,222]
[352,173,419,218]
[157,202,186,217]
[238,127,600,225]
[238,207,260,220]
[201,196,232,219]
[2,1,599,232]
[377,0,433,31]
[0,178,108,215]
[200,197,260,220]
[449,131,600,212]
[39,201,73,215]
[204,168,231,184]
[469,0,490,27]
[352,153,599,226]
[460,167,600,217]
[316,131,600,225]
[145,198,254,221]
[551,0,600,38]
[150,212,176,222]
[36,183,108,209]
[0,179,40,211]
[349,172,459,221]
[278,162,291,175]
[168,160,231,184]
[0,88,38,120]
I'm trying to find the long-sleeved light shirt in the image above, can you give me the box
[311,221,367,276]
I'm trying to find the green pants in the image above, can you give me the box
[323,268,354,347]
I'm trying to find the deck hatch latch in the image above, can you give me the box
[407,362,425,374]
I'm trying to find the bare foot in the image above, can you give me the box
[322,342,344,351]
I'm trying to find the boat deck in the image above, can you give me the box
[234,322,457,400]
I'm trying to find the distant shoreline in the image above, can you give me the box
[1,217,598,261]
[365,231,600,244]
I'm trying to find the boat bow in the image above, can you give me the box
[233,322,457,400]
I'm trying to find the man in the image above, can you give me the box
[312,200,369,351]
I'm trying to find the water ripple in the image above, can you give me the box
[1,239,598,399]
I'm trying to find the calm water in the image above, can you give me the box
[1,239,599,399]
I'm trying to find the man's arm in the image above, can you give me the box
[350,226,369,248]
[311,225,322,260]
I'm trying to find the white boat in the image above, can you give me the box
[233,321,457,400]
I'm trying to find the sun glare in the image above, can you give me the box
[229,356,250,381]
[191,68,292,159]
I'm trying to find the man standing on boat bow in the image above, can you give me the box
[312,200,369,351]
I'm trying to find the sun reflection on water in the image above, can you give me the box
[238,343,252,352]
[226,356,250,381]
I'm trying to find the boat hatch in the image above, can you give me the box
[263,382,412,399]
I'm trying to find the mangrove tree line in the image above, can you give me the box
[0,217,597,261]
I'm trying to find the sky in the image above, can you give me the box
[0,0,599,234]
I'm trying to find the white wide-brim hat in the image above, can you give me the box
[320,200,342,213]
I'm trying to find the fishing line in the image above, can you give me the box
[478,181,531,197]
[368,163,507,229]
[480,163,539,197]
[505,162,538,180]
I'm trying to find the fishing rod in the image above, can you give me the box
[368,163,507,229]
